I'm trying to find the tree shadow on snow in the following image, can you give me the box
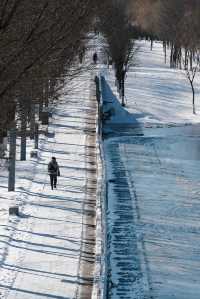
[101,76,152,138]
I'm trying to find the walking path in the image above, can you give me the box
[0,70,99,299]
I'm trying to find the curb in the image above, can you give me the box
[92,74,107,299]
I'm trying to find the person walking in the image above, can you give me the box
[93,52,98,64]
[48,157,60,190]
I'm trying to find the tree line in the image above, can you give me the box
[130,0,200,67]
[99,0,200,111]
[130,0,200,113]
[97,0,134,106]
[0,0,106,190]
[1,0,199,189]
[0,0,99,141]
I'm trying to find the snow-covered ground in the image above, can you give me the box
[0,70,98,298]
[103,40,200,299]
[105,40,200,126]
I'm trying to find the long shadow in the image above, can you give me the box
[0,225,94,243]
[17,214,82,224]
[55,113,94,123]
[3,262,77,280]
[0,172,8,177]
[0,235,80,254]
[19,187,84,198]
[10,187,85,209]
[54,119,95,127]
[0,195,9,200]
[30,163,94,173]
[101,77,154,297]
[39,148,75,155]
[0,283,70,299]
[17,176,85,190]
[28,202,93,217]
[42,142,95,149]
[52,123,83,130]
[105,141,153,298]
[0,185,9,190]
[101,77,144,138]
[4,263,96,286]
[1,228,80,243]
[0,238,79,259]
[26,159,89,168]
[102,78,155,299]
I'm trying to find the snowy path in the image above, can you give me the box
[103,40,200,299]
[0,71,98,299]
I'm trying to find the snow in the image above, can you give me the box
[1,35,200,299]
[105,40,200,126]
[0,70,97,298]
[101,77,137,124]
[103,40,200,299]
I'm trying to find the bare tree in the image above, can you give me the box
[99,0,135,106]
[0,0,100,189]
[181,51,200,114]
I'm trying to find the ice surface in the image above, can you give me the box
[103,40,200,299]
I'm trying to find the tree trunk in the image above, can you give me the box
[30,104,35,140]
[39,100,43,121]
[170,44,174,68]
[8,125,17,191]
[150,39,153,50]
[20,107,27,161]
[190,81,196,114]
[45,81,49,107]
[184,49,188,70]
[190,52,193,71]
[121,77,125,106]
[163,42,167,64]
[34,123,39,149]
[178,48,182,69]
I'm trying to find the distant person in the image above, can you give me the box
[93,52,98,64]
[108,58,112,69]
[79,46,85,64]
[48,157,60,190]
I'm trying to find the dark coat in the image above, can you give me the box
[48,161,60,176]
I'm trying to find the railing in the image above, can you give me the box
[92,74,108,299]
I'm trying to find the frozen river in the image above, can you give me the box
[104,124,200,299]
[102,39,200,299]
